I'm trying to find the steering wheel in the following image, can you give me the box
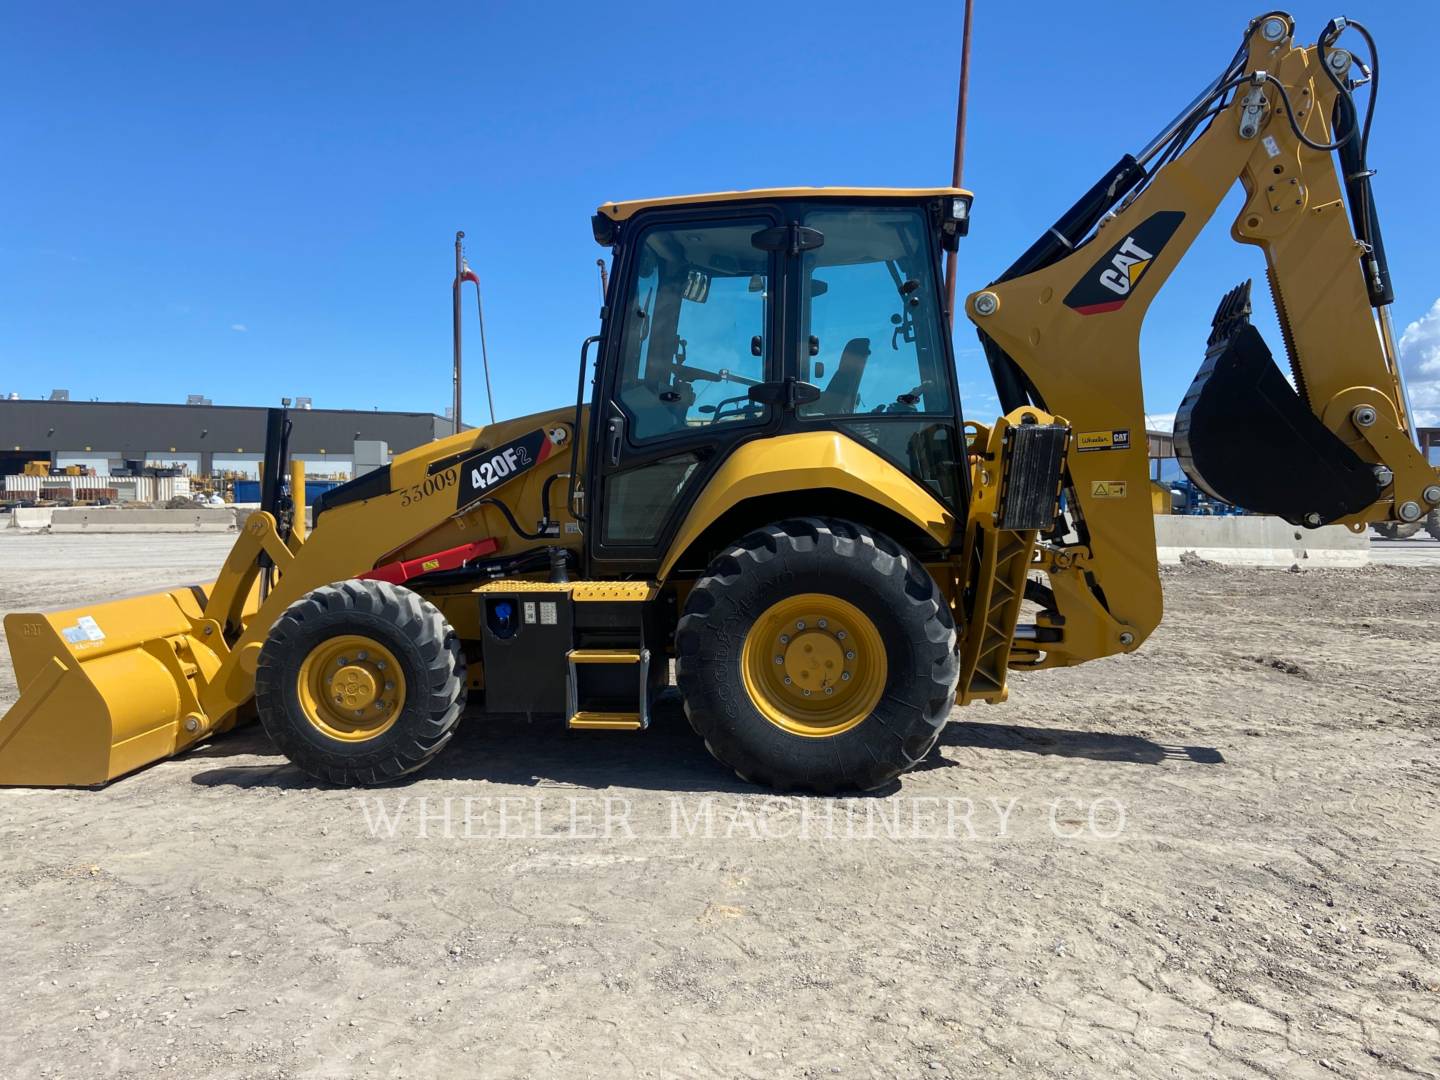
[699,394,762,424]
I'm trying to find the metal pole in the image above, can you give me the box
[596,258,609,306]
[943,0,975,324]
[452,231,464,433]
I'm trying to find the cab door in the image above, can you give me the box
[587,210,784,576]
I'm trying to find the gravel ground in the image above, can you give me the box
[0,532,1436,1079]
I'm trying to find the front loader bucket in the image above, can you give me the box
[1174,281,1379,527]
[1,587,224,786]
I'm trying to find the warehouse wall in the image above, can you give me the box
[0,399,458,466]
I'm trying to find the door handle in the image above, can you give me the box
[606,416,624,465]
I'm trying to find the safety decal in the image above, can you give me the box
[61,615,106,646]
[1089,480,1128,499]
[455,428,557,511]
[1076,429,1131,453]
[1064,210,1185,315]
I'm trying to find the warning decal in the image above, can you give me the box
[61,615,106,646]
[1090,481,1128,499]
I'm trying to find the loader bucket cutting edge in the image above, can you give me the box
[0,586,237,787]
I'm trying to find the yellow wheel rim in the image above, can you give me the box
[296,634,406,742]
[741,593,886,738]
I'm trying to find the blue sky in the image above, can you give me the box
[3,2,1436,429]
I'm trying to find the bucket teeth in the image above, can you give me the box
[1207,278,1253,346]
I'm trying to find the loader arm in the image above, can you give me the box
[962,11,1436,671]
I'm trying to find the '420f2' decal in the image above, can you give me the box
[454,428,560,511]
[1063,210,1185,316]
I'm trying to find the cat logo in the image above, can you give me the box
[1064,210,1185,316]
[1098,239,1153,296]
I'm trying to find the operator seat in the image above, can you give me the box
[814,338,870,414]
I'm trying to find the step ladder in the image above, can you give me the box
[566,648,651,730]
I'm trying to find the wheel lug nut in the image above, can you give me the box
[357,651,368,661]
[376,661,386,670]
[385,682,394,690]
[836,631,846,640]
[802,688,811,697]
[845,651,855,660]
[841,672,851,681]
[774,656,784,665]
[779,634,790,644]
[337,657,348,666]
[783,676,792,685]
[334,694,343,703]
[795,621,805,630]
[824,686,834,695]
[817,619,827,629]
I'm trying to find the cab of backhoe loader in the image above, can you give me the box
[581,189,974,579]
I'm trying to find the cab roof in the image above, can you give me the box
[596,186,973,223]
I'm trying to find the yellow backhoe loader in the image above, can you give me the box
[2,11,1433,792]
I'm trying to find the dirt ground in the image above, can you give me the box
[0,532,1436,1079]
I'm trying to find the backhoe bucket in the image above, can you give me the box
[1,587,226,786]
[1174,281,1379,527]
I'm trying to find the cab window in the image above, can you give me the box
[614,221,771,442]
[799,208,951,418]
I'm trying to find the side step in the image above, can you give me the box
[568,711,644,731]
[566,648,650,731]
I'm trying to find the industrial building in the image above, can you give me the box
[0,397,459,480]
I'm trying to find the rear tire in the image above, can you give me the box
[255,579,466,785]
[675,518,958,793]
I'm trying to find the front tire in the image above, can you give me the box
[1425,510,1440,542]
[675,518,958,792]
[1373,521,1422,540]
[255,579,466,785]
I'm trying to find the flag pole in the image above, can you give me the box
[943,0,975,325]
[451,231,464,433]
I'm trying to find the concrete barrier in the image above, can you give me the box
[48,508,238,533]
[8,507,55,529]
[1154,515,1369,568]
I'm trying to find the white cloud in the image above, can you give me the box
[1145,412,1175,433]
[230,323,248,332]
[1399,298,1440,428]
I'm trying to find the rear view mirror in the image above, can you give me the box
[814,361,826,379]
[810,279,828,297]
